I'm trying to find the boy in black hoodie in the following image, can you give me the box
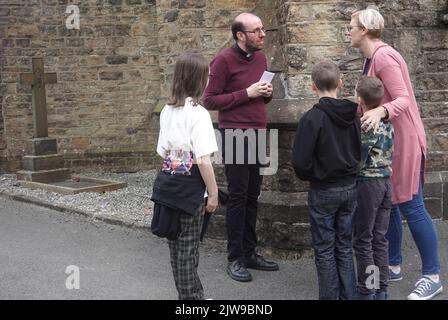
[292,61,361,300]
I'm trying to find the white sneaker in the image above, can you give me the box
[407,276,443,300]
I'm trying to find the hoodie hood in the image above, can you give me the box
[315,97,358,128]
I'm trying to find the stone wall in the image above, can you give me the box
[205,0,448,251]
[376,0,448,173]
[154,0,258,111]
[0,0,161,173]
[258,0,448,194]
[0,50,5,172]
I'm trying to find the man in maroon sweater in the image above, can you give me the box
[203,12,279,282]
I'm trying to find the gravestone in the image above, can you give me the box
[16,57,70,183]
[16,58,127,194]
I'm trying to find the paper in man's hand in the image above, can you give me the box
[260,71,275,83]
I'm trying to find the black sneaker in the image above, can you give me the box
[226,260,252,282]
[242,253,279,271]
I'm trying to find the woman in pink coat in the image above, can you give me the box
[348,8,442,300]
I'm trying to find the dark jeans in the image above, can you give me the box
[220,128,262,262]
[308,184,357,300]
[353,178,391,294]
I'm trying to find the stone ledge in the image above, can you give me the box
[209,99,314,130]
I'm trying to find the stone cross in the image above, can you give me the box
[19,57,57,138]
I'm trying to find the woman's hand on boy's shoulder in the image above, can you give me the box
[361,106,387,134]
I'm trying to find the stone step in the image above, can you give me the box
[22,154,64,171]
[258,191,309,223]
[16,168,71,183]
[207,190,311,250]
[257,191,312,249]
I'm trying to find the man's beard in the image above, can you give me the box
[246,40,263,52]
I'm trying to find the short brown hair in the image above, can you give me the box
[311,61,340,91]
[231,20,245,40]
[168,53,209,107]
[356,76,384,109]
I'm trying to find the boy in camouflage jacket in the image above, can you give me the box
[353,76,394,300]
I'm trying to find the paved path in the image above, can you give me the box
[0,196,447,300]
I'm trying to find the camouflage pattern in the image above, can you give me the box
[359,121,394,178]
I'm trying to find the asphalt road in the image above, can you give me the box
[0,196,447,300]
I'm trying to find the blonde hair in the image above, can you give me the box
[351,8,384,39]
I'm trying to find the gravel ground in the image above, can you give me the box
[0,171,158,228]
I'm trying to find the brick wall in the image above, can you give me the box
[0,0,161,173]
[0,8,5,172]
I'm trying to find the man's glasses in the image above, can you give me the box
[242,27,266,35]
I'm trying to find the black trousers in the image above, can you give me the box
[220,129,263,262]
[353,178,392,294]
[225,163,261,262]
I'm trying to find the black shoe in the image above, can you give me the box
[226,260,252,282]
[242,253,279,271]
